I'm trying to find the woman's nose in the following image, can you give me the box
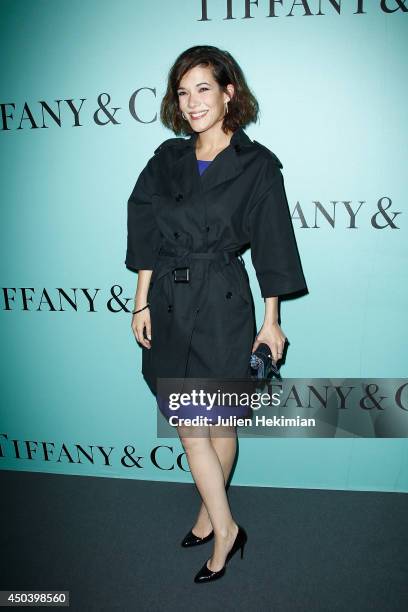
[187,95,201,109]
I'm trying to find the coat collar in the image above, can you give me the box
[184,125,254,151]
[170,126,254,195]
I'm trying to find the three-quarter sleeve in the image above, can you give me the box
[247,162,308,298]
[125,157,161,271]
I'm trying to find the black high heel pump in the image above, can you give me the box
[181,528,214,548]
[193,525,247,583]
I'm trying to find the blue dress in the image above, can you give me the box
[197,159,212,175]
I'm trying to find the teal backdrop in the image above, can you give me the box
[1,0,407,492]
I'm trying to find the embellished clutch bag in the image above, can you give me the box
[250,343,281,380]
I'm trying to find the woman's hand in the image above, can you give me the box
[131,270,153,349]
[251,321,286,363]
[131,307,152,349]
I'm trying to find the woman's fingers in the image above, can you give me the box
[255,331,286,362]
[139,326,151,348]
[272,337,286,362]
[132,313,152,348]
[251,338,260,353]
[145,319,152,342]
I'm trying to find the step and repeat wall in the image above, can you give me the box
[1,1,407,492]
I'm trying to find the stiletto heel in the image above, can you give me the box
[194,525,248,583]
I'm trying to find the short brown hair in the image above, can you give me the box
[160,45,259,136]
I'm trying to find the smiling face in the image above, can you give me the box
[177,64,234,134]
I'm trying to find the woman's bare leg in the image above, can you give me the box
[178,424,238,572]
[191,426,237,538]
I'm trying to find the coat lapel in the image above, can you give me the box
[170,127,254,196]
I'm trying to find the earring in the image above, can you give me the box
[182,111,187,120]
[224,100,229,116]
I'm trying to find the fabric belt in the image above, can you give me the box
[155,247,241,283]
[158,247,240,262]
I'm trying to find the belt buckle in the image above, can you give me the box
[173,267,190,282]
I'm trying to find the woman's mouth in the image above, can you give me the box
[189,110,208,120]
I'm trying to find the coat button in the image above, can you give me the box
[226,292,232,299]
[174,231,180,238]
[168,304,173,312]
[175,193,183,202]
[205,226,210,232]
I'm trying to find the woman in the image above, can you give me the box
[125,45,308,583]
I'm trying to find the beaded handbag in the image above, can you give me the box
[250,342,281,380]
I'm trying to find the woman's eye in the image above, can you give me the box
[177,88,209,96]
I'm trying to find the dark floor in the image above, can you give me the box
[0,470,407,612]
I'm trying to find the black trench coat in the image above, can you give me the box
[125,127,308,397]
